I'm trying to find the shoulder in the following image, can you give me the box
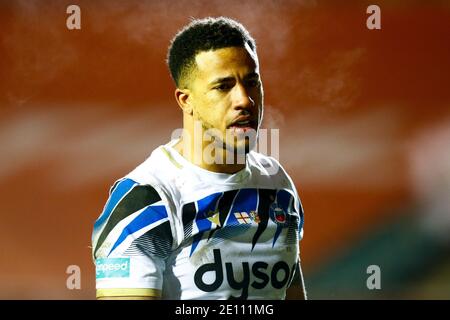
[92,177,173,258]
[92,145,180,259]
[125,145,174,186]
[247,151,292,183]
[248,151,304,210]
[103,146,175,211]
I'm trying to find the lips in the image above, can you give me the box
[228,116,257,130]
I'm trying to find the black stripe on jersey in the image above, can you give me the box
[286,215,300,245]
[182,202,197,240]
[124,220,173,259]
[218,189,239,227]
[94,185,161,257]
[251,189,277,250]
[208,189,239,241]
[286,195,300,245]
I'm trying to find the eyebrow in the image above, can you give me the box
[209,76,235,85]
[209,72,260,86]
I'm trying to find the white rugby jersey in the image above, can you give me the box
[92,139,304,300]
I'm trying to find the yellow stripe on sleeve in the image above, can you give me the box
[96,288,162,299]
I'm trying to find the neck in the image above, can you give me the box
[173,134,246,174]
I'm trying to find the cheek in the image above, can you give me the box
[197,96,229,126]
[192,96,210,118]
[191,100,218,130]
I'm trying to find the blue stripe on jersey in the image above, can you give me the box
[298,199,304,235]
[196,192,222,232]
[190,233,203,258]
[226,188,258,225]
[190,192,223,257]
[94,178,137,231]
[277,189,292,211]
[206,189,258,246]
[189,189,299,255]
[108,204,168,255]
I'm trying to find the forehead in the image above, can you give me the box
[193,45,259,81]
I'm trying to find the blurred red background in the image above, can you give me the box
[0,0,449,299]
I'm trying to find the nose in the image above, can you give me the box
[231,82,255,111]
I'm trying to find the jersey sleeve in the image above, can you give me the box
[92,178,175,299]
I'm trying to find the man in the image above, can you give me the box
[92,17,306,300]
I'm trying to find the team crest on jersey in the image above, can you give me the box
[269,203,287,225]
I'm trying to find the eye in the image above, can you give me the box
[214,83,233,91]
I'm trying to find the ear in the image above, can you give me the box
[174,88,193,116]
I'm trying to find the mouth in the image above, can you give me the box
[227,117,258,132]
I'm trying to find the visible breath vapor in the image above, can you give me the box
[3,0,316,106]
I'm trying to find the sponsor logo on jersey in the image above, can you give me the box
[96,258,130,279]
[194,249,296,299]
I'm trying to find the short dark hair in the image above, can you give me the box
[167,17,257,88]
